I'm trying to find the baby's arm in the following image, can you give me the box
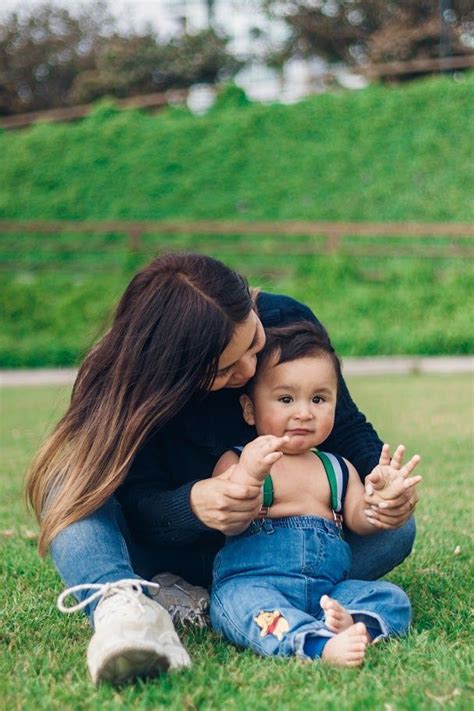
[211,436,288,537]
[213,435,289,487]
[213,450,240,478]
[342,463,382,535]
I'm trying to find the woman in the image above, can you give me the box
[26,252,417,685]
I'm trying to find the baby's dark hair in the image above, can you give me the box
[251,320,342,389]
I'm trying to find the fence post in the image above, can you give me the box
[326,232,341,254]
[128,228,142,252]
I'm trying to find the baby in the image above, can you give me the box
[210,321,421,667]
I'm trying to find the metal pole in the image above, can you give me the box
[439,0,453,70]
[206,0,216,29]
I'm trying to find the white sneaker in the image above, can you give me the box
[57,578,191,685]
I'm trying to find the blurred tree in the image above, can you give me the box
[0,2,240,115]
[0,2,113,115]
[262,1,474,67]
[70,29,241,103]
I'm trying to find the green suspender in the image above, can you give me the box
[312,449,339,512]
[262,475,274,508]
[259,453,346,512]
[311,449,349,527]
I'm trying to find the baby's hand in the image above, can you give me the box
[367,444,421,497]
[364,444,421,529]
[238,435,289,485]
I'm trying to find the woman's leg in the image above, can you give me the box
[345,517,416,580]
[49,496,191,684]
[50,496,140,619]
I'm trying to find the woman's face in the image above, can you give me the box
[210,311,266,391]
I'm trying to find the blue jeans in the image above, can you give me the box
[50,496,415,622]
[210,517,411,658]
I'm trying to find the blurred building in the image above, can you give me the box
[160,0,362,106]
[158,1,471,105]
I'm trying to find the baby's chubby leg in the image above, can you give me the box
[229,435,289,487]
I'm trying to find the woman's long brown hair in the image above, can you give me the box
[26,252,252,555]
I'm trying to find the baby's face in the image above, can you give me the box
[242,354,338,454]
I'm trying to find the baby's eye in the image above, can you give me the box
[217,365,233,377]
[313,396,324,404]
[278,396,293,404]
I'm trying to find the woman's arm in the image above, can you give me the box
[118,440,263,546]
[192,449,261,536]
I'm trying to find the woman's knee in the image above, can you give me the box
[347,516,416,580]
[392,516,416,563]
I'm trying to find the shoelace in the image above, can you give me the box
[167,590,209,628]
[57,579,161,614]
[150,577,209,628]
[168,603,209,628]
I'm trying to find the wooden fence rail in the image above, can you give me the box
[0,90,188,130]
[1,219,473,258]
[358,54,474,79]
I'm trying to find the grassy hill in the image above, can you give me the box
[0,74,473,366]
[1,74,473,222]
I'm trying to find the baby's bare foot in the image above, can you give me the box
[320,594,354,633]
[321,622,368,668]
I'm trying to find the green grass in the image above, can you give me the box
[1,73,473,365]
[1,251,473,366]
[1,376,473,709]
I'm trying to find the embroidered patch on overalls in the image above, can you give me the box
[254,610,290,641]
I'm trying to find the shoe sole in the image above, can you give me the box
[92,645,171,685]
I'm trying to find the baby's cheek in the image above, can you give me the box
[321,413,335,436]
[258,410,284,434]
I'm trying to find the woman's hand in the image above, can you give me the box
[190,466,263,535]
[363,444,421,530]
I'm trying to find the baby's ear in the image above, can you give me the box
[240,394,256,425]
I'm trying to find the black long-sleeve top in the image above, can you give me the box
[117,292,383,552]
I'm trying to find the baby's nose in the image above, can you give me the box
[296,406,313,419]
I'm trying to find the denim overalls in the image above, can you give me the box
[210,450,411,659]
